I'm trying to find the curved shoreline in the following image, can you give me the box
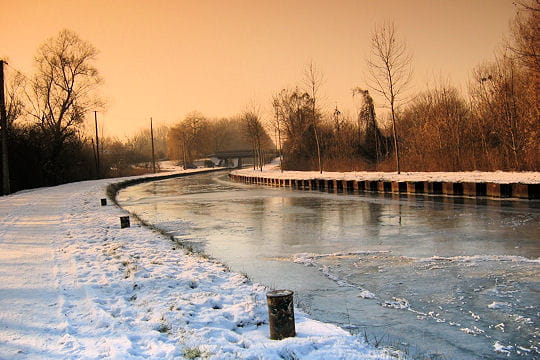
[106,168,229,255]
[114,169,539,359]
[101,169,400,359]
[106,168,225,205]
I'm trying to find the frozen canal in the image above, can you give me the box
[117,172,539,359]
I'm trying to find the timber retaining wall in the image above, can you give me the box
[228,173,539,200]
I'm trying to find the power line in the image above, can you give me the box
[3,63,36,87]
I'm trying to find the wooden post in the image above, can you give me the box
[391,181,407,193]
[487,183,512,198]
[512,183,539,199]
[427,182,443,195]
[377,181,391,193]
[407,181,424,194]
[326,179,334,191]
[120,216,130,228]
[266,290,295,340]
[367,181,378,192]
[443,182,463,196]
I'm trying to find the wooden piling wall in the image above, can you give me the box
[228,174,538,200]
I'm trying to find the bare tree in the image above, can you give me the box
[272,88,314,169]
[5,70,26,126]
[168,112,207,169]
[508,0,539,73]
[242,109,266,171]
[332,105,345,134]
[272,95,285,172]
[206,117,254,154]
[303,61,324,173]
[508,0,540,120]
[27,29,102,166]
[127,125,169,166]
[400,84,469,171]
[470,55,536,170]
[366,21,413,173]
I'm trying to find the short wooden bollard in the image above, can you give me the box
[120,216,130,228]
[101,198,107,206]
[266,290,295,340]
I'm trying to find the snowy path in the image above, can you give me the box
[0,175,396,359]
[0,185,69,358]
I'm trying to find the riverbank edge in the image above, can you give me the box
[107,168,537,359]
[106,168,230,259]
[103,168,407,359]
[106,167,226,205]
[229,172,540,200]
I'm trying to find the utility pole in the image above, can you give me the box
[0,60,10,195]
[94,111,100,178]
[150,117,156,173]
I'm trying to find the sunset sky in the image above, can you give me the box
[2,0,516,138]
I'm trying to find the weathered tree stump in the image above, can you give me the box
[266,289,295,340]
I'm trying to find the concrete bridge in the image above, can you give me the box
[208,150,277,168]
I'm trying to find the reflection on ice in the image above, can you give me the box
[118,172,540,360]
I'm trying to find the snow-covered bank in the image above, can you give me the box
[0,170,399,359]
[233,163,540,184]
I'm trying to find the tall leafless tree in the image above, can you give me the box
[5,70,26,126]
[272,88,314,169]
[27,29,103,165]
[470,55,535,170]
[303,61,323,174]
[508,0,539,120]
[242,109,266,171]
[366,21,413,174]
[399,84,469,171]
[272,95,285,172]
[508,0,539,72]
[169,112,207,169]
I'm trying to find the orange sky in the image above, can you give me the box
[1,0,516,138]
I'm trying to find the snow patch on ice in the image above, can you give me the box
[291,252,382,300]
[359,290,376,299]
[381,298,410,310]
[292,250,391,265]
[415,255,540,264]
[494,341,514,355]
[460,326,485,336]
[513,315,533,325]
[487,301,511,309]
